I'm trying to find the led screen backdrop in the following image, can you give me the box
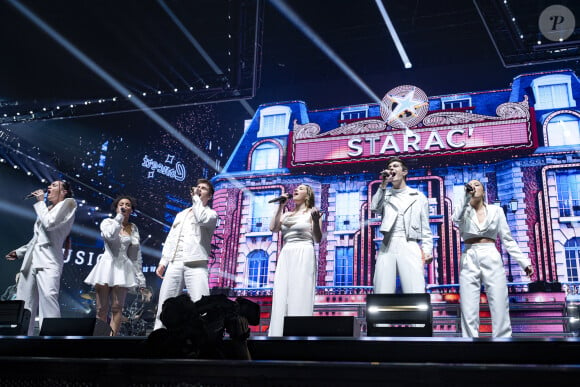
[1,69,580,338]
[0,104,239,317]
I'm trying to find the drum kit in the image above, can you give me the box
[79,287,156,336]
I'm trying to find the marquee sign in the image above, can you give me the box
[289,87,537,167]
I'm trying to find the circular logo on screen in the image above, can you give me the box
[539,5,575,42]
[380,85,429,129]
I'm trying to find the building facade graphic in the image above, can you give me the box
[207,70,580,333]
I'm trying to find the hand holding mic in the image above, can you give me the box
[269,194,290,204]
[24,189,45,200]
[464,183,474,193]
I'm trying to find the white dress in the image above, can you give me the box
[268,211,317,336]
[84,214,146,288]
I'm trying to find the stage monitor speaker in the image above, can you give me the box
[366,293,432,337]
[283,316,360,337]
[39,317,107,336]
[0,300,30,335]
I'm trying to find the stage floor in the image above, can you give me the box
[1,335,580,386]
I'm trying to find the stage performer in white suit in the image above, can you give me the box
[84,195,146,336]
[5,180,77,335]
[453,179,533,338]
[268,184,322,337]
[154,179,218,330]
[371,157,433,294]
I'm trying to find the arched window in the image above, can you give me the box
[251,142,280,170]
[546,113,580,146]
[247,250,269,288]
[565,238,580,281]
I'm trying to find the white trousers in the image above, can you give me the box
[459,243,511,338]
[154,261,209,330]
[268,241,316,336]
[374,235,425,294]
[16,267,62,335]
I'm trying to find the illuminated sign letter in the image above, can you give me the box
[348,138,363,156]
[424,131,445,150]
[404,131,420,151]
[447,129,466,148]
[380,135,401,154]
[365,135,380,155]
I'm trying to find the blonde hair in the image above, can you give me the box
[303,184,315,209]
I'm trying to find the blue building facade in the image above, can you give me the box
[209,69,580,307]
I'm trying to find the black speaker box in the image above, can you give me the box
[39,317,106,336]
[366,293,433,337]
[0,300,30,335]
[283,316,360,337]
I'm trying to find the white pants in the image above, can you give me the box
[16,267,62,335]
[154,261,209,330]
[374,235,425,294]
[268,241,316,336]
[460,243,511,338]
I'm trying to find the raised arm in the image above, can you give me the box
[311,208,323,243]
[370,186,386,214]
[190,195,218,229]
[34,198,77,231]
[452,193,471,224]
[269,200,287,233]
[100,213,124,240]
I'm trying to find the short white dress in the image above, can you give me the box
[84,213,146,288]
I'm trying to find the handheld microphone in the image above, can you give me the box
[268,194,290,204]
[24,190,44,200]
[464,183,474,192]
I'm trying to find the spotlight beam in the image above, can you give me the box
[7,0,248,194]
[269,0,382,105]
[157,0,223,75]
[375,0,413,69]
[157,0,255,117]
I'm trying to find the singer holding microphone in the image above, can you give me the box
[153,179,218,330]
[5,180,76,335]
[453,180,533,337]
[268,184,323,336]
[370,157,433,294]
[84,195,146,335]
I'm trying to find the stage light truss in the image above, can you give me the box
[473,0,580,67]
[0,0,264,124]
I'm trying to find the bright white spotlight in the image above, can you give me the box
[375,0,413,69]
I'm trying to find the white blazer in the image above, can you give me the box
[452,194,531,270]
[159,196,218,267]
[15,198,77,274]
[371,186,433,256]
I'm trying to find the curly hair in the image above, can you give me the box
[111,195,137,212]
